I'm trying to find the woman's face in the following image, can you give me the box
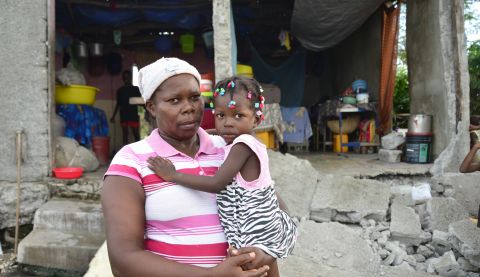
[146,74,204,141]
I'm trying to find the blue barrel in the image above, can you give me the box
[405,134,433,163]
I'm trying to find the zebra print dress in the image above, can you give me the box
[215,134,297,259]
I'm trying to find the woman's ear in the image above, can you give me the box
[145,100,156,119]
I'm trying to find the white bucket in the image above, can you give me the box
[356,93,369,104]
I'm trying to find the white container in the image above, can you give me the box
[411,183,432,203]
[356,93,369,104]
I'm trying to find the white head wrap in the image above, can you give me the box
[138,57,201,102]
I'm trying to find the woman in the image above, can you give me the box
[102,58,272,276]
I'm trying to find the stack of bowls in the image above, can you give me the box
[352,79,369,104]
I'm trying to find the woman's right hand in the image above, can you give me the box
[210,252,269,277]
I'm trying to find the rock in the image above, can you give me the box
[390,203,423,246]
[432,173,480,216]
[378,149,403,163]
[378,249,389,259]
[310,177,390,223]
[448,220,480,267]
[434,251,460,277]
[417,245,434,258]
[404,254,418,267]
[381,132,405,150]
[432,230,452,255]
[426,197,469,232]
[269,151,319,219]
[414,254,426,263]
[426,257,440,273]
[457,257,479,272]
[278,221,381,276]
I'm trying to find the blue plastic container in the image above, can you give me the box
[352,79,367,92]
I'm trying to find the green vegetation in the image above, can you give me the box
[469,41,480,114]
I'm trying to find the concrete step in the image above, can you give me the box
[33,198,104,234]
[17,228,105,272]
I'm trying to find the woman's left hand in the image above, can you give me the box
[228,246,275,270]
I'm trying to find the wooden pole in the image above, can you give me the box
[14,131,22,256]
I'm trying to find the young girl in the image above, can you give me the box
[148,76,297,275]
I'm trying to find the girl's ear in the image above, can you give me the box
[253,114,261,128]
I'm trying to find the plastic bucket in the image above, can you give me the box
[405,134,433,164]
[236,64,253,78]
[92,136,110,165]
[180,34,195,53]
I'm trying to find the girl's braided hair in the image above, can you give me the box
[211,75,265,119]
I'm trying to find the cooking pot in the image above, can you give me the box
[89,42,104,57]
[408,114,432,134]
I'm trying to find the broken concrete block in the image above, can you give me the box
[310,177,390,223]
[434,251,460,277]
[391,185,415,206]
[414,254,426,263]
[404,254,417,267]
[381,132,405,150]
[448,220,480,267]
[379,149,403,163]
[457,257,479,272]
[288,221,381,274]
[426,197,469,232]
[432,172,480,216]
[390,203,423,246]
[417,245,434,258]
[432,230,452,255]
[426,257,440,273]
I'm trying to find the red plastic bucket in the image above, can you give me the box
[92,136,110,165]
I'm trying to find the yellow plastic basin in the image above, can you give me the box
[236,64,253,78]
[55,85,99,105]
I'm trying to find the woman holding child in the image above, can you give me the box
[102,58,295,276]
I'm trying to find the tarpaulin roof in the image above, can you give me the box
[291,0,384,51]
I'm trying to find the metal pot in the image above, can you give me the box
[89,42,104,57]
[75,41,88,58]
[408,114,432,134]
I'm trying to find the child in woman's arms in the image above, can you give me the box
[148,76,297,277]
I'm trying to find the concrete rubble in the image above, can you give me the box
[12,152,480,277]
[310,176,390,223]
[268,151,319,220]
[378,149,403,163]
[390,203,424,246]
[448,220,480,267]
[432,172,480,216]
[426,197,470,232]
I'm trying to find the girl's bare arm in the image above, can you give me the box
[148,143,255,193]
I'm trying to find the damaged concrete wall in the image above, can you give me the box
[407,0,470,174]
[0,0,52,181]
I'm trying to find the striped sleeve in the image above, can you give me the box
[105,145,142,183]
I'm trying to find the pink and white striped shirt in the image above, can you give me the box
[105,128,228,267]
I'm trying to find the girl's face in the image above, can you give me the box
[213,90,260,144]
[146,74,203,142]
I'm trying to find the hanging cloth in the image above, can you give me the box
[249,42,306,107]
[378,4,401,135]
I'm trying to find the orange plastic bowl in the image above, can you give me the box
[53,167,83,179]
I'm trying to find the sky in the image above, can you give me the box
[466,2,480,43]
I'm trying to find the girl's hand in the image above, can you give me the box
[229,247,275,270]
[147,156,176,181]
[210,252,269,277]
